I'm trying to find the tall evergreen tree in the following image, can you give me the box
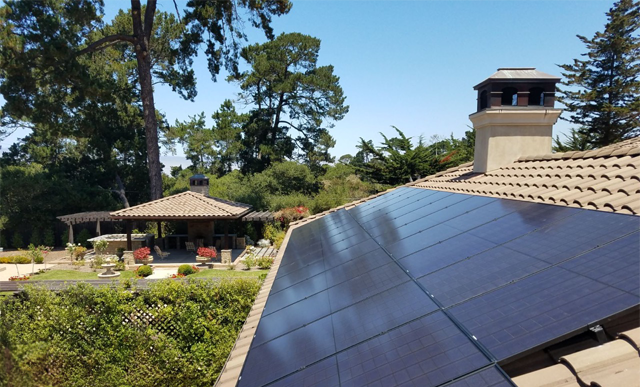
[557,0,640,147]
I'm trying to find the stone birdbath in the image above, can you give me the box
[97,263,120,278]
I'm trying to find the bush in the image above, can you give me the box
[273,231,286,249]
[136,265,153,277]
[77,229,92,248]
[11,232,23,249]
[61,229,69,245]
[256,256,275,270]
[0,255,31,264]
[114,261,125,271]
[0,280,261,386]
[30,228,41,246]
[133,247,151,261]
[243,254,256,270]
[177,264,199,276]
[92,239,109,255]
[263,222,281,244]
[0,233,7,249]
[43,228,55,247]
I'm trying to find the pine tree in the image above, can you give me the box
[557,0,640,147]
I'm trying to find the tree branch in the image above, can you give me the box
[76,34,135,56]
[144,0,157,41]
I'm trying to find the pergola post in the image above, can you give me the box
[126,221,132,251]
[68,224,74,244]
[96,220,101,236]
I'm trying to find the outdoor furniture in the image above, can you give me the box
[154,245,170,260]
[185,241,196,252]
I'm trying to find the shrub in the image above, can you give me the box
[263,222,281,244]
[114,261,125,271]
[256,256,275,270]
[11,232,23,249]
[61,229,69,245]
[30,228,41,246]
[26,244,48,264]
[136,265,153,277]
[43,228,55,247]
[92,239,109,255]
[77,229,92,248]
[177,264,199,276]
[273,231,286,249]
[243,254,256,270]
[0,233,7,248]
[0,280,261,385]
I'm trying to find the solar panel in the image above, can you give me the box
[418,246,550,307]
[264,271,328,314]
[336,312,490,387]
[442,199,532,232]
[560,232,640,296]
[239,316,336,387]
[385,223,463,259]
[263,357,340,387]
[449,266,640,361]
[443,367,515,387]
[353,189,437,224]
[503,210,640,265]
[331,281,438,351]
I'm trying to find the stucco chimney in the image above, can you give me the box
[189,174,209,196]
[469,68,562,173]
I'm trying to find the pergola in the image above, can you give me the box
[110,191,255,250]
[57,211,120,243]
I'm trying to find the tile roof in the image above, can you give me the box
[110,191,252,220]
[414,137,640,215]
[512,328,640,387]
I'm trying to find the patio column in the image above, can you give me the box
[68,224,74,244]
[126,220,132,251]
[96,220,101,236]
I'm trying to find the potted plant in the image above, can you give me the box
[133,247,153,265]
[196,247,217,264]
[115,247,125,260]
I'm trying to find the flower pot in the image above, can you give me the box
[196,256,211,264]
[137,256,153,265]
[115,251,124,259]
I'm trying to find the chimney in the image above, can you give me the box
[189,174,209,196]
[469,68,562,173]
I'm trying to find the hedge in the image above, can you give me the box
[0,278,261,386]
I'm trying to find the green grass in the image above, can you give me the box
[29,270,136,281]
[189,269,268,279]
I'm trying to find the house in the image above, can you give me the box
[215,69,640,387]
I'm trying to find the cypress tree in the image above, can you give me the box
[557,0,640,147]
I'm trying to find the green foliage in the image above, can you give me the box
[29,228,42,246]
[136,265,153,278]
[0,233,7,249]
[43,228,55,247]
[263,222,282,243]
[557,0,640,147]
[76,229,92,248]
[232,33,348,173]
[26,244,46,264]
[0,279,261,386]
[243,254,256,270]
[553,128,596,152]
[92,239,109,255]
[178,264,197,276]
[256,256,275,269]
[114,261,126,271]
[61,229,69,246]
[0,255,31,264]
[273,232,286,250]
[11,232,23,249]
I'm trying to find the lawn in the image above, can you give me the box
[30,270,136,281]
[190,269,268,279]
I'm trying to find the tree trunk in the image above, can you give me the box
[131,0,163,200]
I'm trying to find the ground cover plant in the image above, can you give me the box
[0,278,261,386]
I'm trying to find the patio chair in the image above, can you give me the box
[185,241,196,253]
[154,245,170,260]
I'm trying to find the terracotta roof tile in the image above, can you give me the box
[110,191,252,220]
[512,364,580,387]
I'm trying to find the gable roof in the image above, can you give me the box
[110,191,252,220]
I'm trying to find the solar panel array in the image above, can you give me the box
[238,187,640,387]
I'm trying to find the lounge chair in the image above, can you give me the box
[185,241,196,253]
[154,245,170,260]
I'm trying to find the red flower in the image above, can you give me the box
[197,247,216,258]
[133,247,151,260]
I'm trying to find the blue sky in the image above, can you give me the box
[1,0,616,171]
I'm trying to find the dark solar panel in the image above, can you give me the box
[270,259,327,293]
[466,205,578,245]
[239,316,336,387]
[336,312,490,387]
[449,266,640,361]
[442,199,532,232]
[253,291,332,347]
[418,246,550,307]
[443,367,515,387]
[398,233,497,275]
[560,232,640,296]
[385,223,463,259]
[324,248,394,288]
[357,190,451,225]
[331,281,438,351]
[504,210,640,265]
[264,271,328,314]
[264,357,340,387]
